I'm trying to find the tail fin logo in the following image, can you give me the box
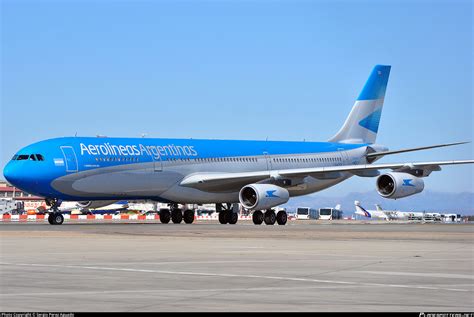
[358,109,382,133]
[359,206,371,218]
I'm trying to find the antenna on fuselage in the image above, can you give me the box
[141,133,148,138]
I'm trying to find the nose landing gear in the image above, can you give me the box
[45,198,64,225]
[48,212,64,225]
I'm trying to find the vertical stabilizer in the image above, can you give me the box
[354,201,371,218]
[329,65,391,144]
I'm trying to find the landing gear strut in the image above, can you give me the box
[46,199,64,225]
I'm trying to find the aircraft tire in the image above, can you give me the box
[228,212,238,225]
[171,209,183,224]
[48,212,64,225]
[183,209,195,224]
[218,210,229,224]
[48,213,54,225]
[252,210,264,225]
[160,209,171,224]
[276,210,287,225]
[264,209,276,225]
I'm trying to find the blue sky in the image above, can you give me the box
[1,0,472,195]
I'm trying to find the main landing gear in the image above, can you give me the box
[252,209,287,226]
[217,203,238,225]
[45,198,64,225]
[159,204,195,224]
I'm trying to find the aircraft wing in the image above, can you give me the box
[278,160,474,178]
[365,141,469,158]
[180,160,474,192]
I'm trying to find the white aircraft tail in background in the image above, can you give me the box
[354,201,389,220]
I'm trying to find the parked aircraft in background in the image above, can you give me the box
[354,201,439,221]
[4,65,473,225]
[58,200,129,214]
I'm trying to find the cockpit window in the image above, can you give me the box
[12,154,45,161]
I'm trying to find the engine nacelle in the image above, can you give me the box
[376,172,424,199]
[239,184,289,210]
[76,200,118,209]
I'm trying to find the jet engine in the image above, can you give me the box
[76,200,118,209]
[376,172,424,199]
[239,184,289,210]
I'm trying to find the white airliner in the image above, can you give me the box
[58,201,129,214]
[355,200,425,220]
[3,65,473,225]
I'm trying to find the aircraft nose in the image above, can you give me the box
[3,161,18,186]
[3,161,32,190]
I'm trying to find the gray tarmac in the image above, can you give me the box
[0,220,473,312]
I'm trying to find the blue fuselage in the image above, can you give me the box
[3,137,370,203]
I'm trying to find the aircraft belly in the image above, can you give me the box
[160,185,239,204]
[52,166,182,198]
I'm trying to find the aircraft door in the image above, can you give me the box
[263,151,273,171]
[153,154,163,172]
[60,146,78,172]
[338,150,349,165]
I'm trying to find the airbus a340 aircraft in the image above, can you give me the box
[3,65,473,225]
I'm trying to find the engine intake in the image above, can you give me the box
[376,172,424,199]
[239,184,289,210]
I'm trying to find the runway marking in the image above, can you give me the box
[0,262,470,293]
[0,285,360,297]
[75,259,383,266]
[352,271,474,280]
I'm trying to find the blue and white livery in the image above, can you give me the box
[3,65,473,225]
